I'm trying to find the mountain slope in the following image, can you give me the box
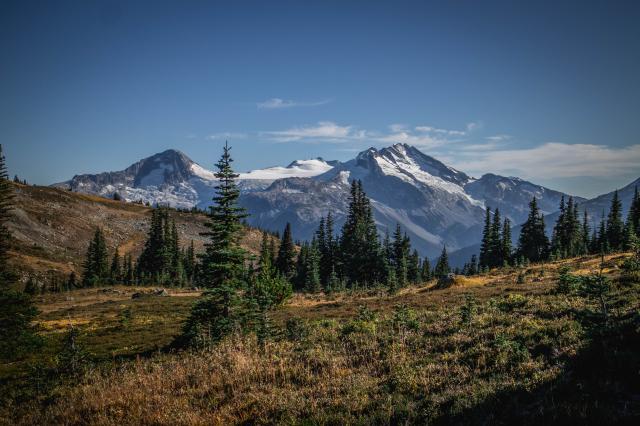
[240,144,580,258]
[53,144,588,260]
[54,150,338,208]
[8,182,265,282]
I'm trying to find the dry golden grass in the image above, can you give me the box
[3,253,638,425]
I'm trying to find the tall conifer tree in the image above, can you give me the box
[180,142,248,345]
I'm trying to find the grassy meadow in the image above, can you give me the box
[1,253,639,425]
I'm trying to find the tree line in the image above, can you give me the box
[467,188,640,273]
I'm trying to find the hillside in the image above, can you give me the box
[6,182,265,282]
[2,252,639,424]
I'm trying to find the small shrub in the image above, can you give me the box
[497,294,528,313]
[391,304,419,333]
[556,266,580,294]
[459,294,477,325]
[285,317,309,341]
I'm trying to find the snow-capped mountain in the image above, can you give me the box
[239,143,578,258]
[53,149,339,209]
[54,144,601,259]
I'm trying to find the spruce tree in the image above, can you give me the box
[434,246,450,278]
[305,238,322,293]
[629,186,640,237]
[82,228,109,287]
[293,242,309,291]
[479,208,492,269]
[110,247,121,284]
[0,145,39,360]
[501,218,512,266]
[606,190,624,251]
[421,256,431,281]
[582,210,591,255]
[276,222,296,279]
[180,142,248,346]
[340,180,382,287]
[490,208,502,267]
[517,197,550,263]
[407,249,421,283]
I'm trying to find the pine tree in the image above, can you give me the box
[501,218,512,265]
[490,208,502,267]
[479,208,492,269]
[517,197,550,263]
[597,212,609,253]
[179,142,248,346]
[305,238,322,293]
[407,249,421,283]
[183,240,196,284]
[339,180,382,287]
[82,228,109,287]
[582,209,591,255]
[0,144,16,285]
[276,223,296,279]
[434,246,450,278]
[392,224,408,287]
[629,186,640,237]
[110,247,121,284]
[0,145,39,360]
[421,256,431,281]
[468,254,478,276]
[259,231,272,271]
[606,190,624,251]
[293,242,309,291]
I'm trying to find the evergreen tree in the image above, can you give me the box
[0,145,39,360]
[82,228,109,287]
[628,186,640,237]
[421,256,431,281]
[110,247,121,284]
[0,144,15,285]
[407,249,421,283]
[597,212,609,253]
[517,197,550,263]
[606,190,624,251]
[501,218,512,265]
[392,224,408,287]
[479,208,492,269]
[275,223,296,279]
[183,240,196,284]
[468,254,478,276]
[293,242,309,291]
[582,209,591,255]
[339,180,382,287]
[434,246,450,278]
[259,231,272,271]
[180,142,248,346]
[489,208,502,267]
[305,238,322,293]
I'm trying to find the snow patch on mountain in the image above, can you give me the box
[238,158,334,180]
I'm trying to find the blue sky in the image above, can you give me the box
[1,0,639,198]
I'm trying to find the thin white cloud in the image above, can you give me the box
[451,143,640,179]
[262,121,364,143]
[261,121,469,147]
[484,134,511,142]
[206,132,247,140]
[256,98,332,110]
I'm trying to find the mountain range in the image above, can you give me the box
[54,144,639,263]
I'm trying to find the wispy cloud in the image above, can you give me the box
[206,132,247,140]
[260,121,472,147]
[256,98,332,110]
[261,121,365,143]
[451,143,640,179]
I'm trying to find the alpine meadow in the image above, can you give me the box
[2,1,640,425]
